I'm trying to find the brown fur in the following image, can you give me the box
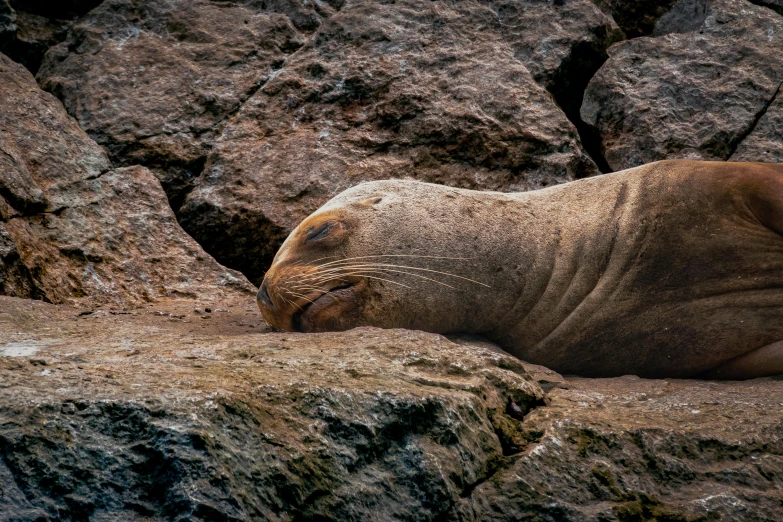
[259,160,783,379]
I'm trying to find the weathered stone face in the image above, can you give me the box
[1,296,781,521]
[731,89,783,164]
[0,52,253,306]
[581,0,783,171]
[36,0,328,210]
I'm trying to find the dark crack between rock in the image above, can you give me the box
[747,0,783,17]
[727,80,783,160]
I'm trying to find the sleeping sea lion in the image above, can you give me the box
[257,160,783,379]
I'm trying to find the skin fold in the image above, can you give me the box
[258,160,783,379]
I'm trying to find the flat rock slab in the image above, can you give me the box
[1,296,781,521]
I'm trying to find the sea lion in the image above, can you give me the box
[257,160,783,379]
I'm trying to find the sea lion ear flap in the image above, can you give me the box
[356,196,384,208]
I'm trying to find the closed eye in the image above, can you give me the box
[305,222,335,242]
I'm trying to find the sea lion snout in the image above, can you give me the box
[257,280,273,308]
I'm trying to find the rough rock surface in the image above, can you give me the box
[1,295,782,521]
[178,0,621,283]
[0,52,253,306]
[581,0,783,171]
[36,0,332,209]
[0,0,101,75]
[732,89,783,164]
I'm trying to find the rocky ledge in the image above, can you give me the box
[1,296,781,522]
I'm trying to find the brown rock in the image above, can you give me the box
[0,52,254,305]
[36,0,330,208]
[1,295,781,521]
[731,88,783,163]
[466,376,783,521]
[179,0,619,283]
[0,0,100,74]
[581,0,783,171]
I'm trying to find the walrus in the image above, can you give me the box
[257,160,783,380]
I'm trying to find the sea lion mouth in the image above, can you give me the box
[291,283,356,332]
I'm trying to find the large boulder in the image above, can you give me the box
[0,52,253,306]
[1,295,781,521]
[581,0,783,171]
[178,0,621,283]
[36,0,332,209]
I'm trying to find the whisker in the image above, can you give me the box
[315,271,412,289]
[303,262,490,288]
[313,254,473,270]
[312,266,456,289]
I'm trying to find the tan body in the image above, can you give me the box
[258,161,783,379]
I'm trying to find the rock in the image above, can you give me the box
[466,376,783,521]
[36,0,331,209]
[581,0,783,171]
[178,0,620,283]
[731,88,783,163]
[592,0,680,38]
[0,52,254,305]
[1,295,782,521]
[0,0,101,74]
[0,1,15,46]
[751,0,783,16]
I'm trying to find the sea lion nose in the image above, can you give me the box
[257,280,273,308]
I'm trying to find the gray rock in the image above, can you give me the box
[731,88,783,163]
[592,0,681,37]
[581,0,783,171]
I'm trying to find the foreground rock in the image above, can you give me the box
[582,0,783,171]
[1,295,781,521]
[36,0,331,209]
[0,53,253,305]
[179,0,620,283]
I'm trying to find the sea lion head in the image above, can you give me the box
[257,180,508,333]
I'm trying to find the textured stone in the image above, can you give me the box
[466,376,783,521]
[731,88,783,164]
[0,0,100,74]
[179,0,620,283]
[0,52,254,306]
[36,0,330,209]
[581,0,783,171]
[592,0,680,38]
[1,296,781,521]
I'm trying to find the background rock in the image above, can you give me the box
[731,88,783,163]
[178,0,619,283]
[581,0,783,171]
[1,296,781,521]
[0,52,253,306]
[0,0,101,74]
[36,0,331,210]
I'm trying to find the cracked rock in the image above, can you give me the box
[2,297,782,521]
[178,0,618,283]
[731,88,783,164]
[581,0,783,171]
[0,52,254,306]
[36,0,332,210]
